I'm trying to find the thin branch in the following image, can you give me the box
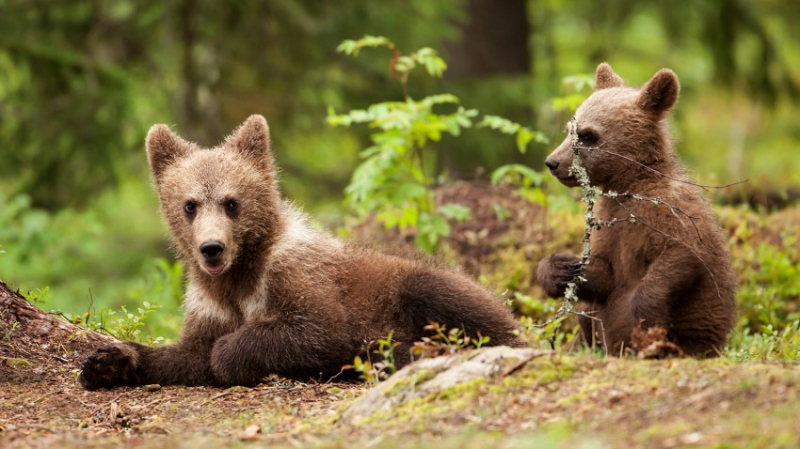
[603,191,708,248]
[586,146,748,190]
[569,309,608,353]
[537,117,594,328]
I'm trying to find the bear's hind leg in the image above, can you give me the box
[398,268,524,348]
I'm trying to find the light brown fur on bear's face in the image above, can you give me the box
[145,116,282,278]
[545,63,680,192]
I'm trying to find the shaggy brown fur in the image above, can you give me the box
[79,115,523,389]
[537,63,737,357]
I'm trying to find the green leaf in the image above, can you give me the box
[395,55,416,73]
[491,164,544,187]
[438,203,472,222]
[478,115,548,153]
[420,93,460,108]
[516,129,534,154]
[552,94,588,112]
[417,212,451,253]
[336,35,395,56]
[413,47,447,78]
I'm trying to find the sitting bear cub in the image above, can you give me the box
[79,115,523,389]
[537,63,736,357]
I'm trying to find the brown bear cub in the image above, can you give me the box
[79,115,523,390]
[537,63,736,357]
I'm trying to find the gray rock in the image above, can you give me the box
[340,346,552,424]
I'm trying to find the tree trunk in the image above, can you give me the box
[0,280,116,383]
[443,0,531,78]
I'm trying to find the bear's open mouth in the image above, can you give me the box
[204,263,227,276]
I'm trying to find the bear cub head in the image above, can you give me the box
[145,115,281,277]
[545,63,680,191]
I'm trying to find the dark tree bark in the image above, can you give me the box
[443,0,531,78]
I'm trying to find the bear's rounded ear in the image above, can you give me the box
[638,69,680,116]
[225,114,275,175]
[595,63,625,90]
[145,124,192,182]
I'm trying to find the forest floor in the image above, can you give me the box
[2,325,799,449]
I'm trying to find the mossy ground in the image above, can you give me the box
[2,350,799,448]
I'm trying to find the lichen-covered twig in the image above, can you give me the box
[536,118,596,328]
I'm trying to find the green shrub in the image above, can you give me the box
[328,35,546,253]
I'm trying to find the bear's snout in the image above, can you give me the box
[544,140,579,188]
[200,241,225,264]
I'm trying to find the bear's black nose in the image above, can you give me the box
[200,241,225,262]
[544,158,559,170]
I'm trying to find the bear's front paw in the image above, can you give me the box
[536,253,582,298]
[210,332,262,387]
[79,344,141,390]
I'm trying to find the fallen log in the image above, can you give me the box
[0,280,117,383]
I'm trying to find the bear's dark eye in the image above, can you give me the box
[225,199,239,216]
[577,129,599,145]
[184,201,197,216]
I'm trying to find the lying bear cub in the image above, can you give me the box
[79,115,523,389]
[537,63,737,357]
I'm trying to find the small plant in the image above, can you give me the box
[346,332,401,386]
[22,286,52,304]
[108,302,164,344]
[517,315,581,352]
[3,316,20,342]
[727,321,800,363]
[412,321,490,359]
[329,35,547,253]
[126,258,185,340]
[61,298,164,345]
[73,258,182,343]
[346,322,494,385]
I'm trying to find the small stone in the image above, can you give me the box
[142,384,162,392]
[678,432,703,444]
[237,424,262,440]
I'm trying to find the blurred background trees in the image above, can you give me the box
[1,0,798,337]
